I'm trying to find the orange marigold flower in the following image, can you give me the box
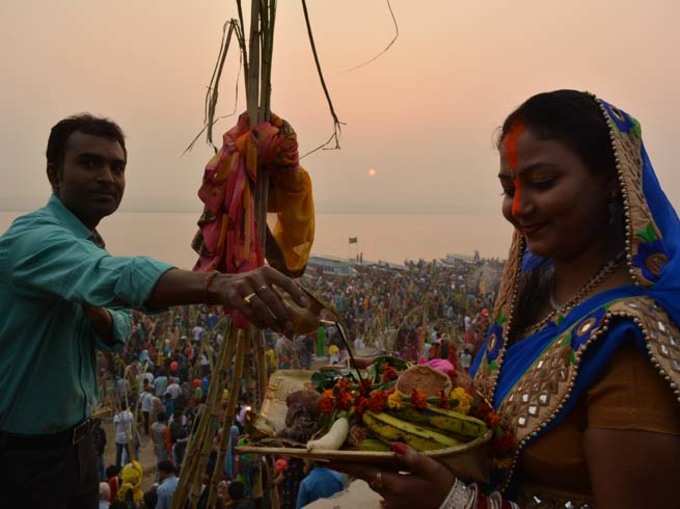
[368,390,388,413]
[387,390,402,410]
[354,396,369,416]
[336,390,354,411]
[486,411,501,428]
[410,389,427,409]
[449,387,472,415]
[318,389,335,414]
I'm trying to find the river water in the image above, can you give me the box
[0,211,512,268]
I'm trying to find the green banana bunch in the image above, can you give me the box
[362,411,461,451]
[390,404,487,440]
[357,438,391,452]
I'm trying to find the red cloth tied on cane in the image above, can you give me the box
[192,112,315,328]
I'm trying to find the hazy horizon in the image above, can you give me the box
[2,0,679,216]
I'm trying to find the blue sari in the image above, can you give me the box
[471,97,680,495]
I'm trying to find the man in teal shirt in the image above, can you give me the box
[0,114,309,509]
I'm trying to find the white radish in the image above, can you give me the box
[306,417,350,451]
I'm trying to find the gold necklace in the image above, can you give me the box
[517,251,625,337]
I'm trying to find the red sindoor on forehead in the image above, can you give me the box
[503,122,525,217]
[504,122,525,171]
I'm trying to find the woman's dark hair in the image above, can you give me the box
[46,113,127,169]
[498,90,616,178]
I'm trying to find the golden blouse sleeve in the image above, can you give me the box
[586,343,680,434]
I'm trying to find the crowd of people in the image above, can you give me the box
[93,256,500,509]
[8,91,677,509]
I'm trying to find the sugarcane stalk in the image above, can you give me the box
[188,324,237,509]
[246,0,260,126]
[206,330,248,509]
[171,320,235,509]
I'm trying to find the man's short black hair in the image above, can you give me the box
[157,460,176,475]
[106,464,121,478]
[46,113,127,170]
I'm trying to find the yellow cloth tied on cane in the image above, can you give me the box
[267,159,314,275]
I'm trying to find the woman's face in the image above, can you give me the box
[498,127,614,260]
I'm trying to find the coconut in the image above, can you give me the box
[395,365,452,398]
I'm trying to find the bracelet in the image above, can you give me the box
[484,491,519,509]
[204,271,222,305]
[439,479,477,509]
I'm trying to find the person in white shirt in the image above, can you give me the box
[165,380,181,400]
[459,347,473,370]
[116,377,130,401]
[192,325,205,342]
[139,383,154,435]
[98,482,111,509]
[113,403,134,467]
[153,371,168,398]
[151,394,163,419]
[155,460,179,509]
[198,352,211,377]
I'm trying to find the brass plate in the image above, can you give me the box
[244,369,491,482]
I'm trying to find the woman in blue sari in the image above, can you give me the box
[329,90,680,508]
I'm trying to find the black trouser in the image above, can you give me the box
[0,426,98,509]
[143,411,150,435]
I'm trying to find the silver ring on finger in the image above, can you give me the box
[244,292,257,304]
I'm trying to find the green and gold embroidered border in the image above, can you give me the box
[593,96,667,286]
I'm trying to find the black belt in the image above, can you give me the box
[0,418,97,450]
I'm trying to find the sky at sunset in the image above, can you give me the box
[1,0,679,216]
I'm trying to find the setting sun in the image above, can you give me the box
[368,168,377,177]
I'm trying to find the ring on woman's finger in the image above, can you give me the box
[258,285,269,291]
[244,292,257,304]
[369,471,384,491]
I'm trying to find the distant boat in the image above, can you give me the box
[307,255,357,276]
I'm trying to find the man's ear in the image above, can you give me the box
[47,162,62,193]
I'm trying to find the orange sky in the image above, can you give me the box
[1,0,679,215]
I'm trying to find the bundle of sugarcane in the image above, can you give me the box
[172,1,402,506]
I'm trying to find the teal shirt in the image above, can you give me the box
[0,195,173,434]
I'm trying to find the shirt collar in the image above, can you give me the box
[46,194,106,248]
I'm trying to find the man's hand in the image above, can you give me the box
[83,304,114,343]
[210,266,310,333]
[146,266,310,333]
